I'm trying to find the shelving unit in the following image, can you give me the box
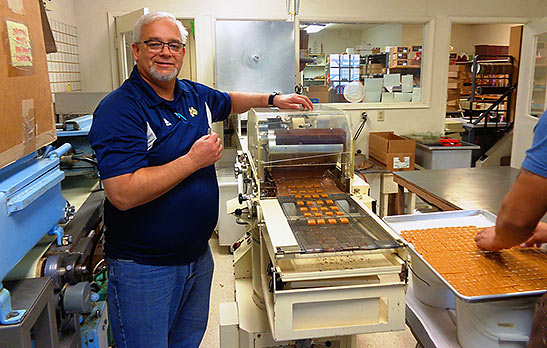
[303,53,327,87]
[360,53,388,79]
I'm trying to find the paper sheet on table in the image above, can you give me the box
[412,87,422,102]
[383,74,400,92]
[402,74,413,93]
[364,78,383,102]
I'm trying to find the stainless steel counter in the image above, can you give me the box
[393,167,520,215]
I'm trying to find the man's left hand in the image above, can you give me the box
[274,94,314,111]
[474,226,505,251]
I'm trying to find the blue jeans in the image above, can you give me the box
[106,246,214,348]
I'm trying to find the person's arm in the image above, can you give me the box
[475,168,547,250]
[102,133,222,211]
[228,92,314,114]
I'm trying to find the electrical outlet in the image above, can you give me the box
[377,110,385,122]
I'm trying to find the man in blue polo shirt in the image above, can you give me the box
[89,11,312,348]
[475,111,547,348]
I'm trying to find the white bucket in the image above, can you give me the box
[411,254,456,309]
[456,297,538,348]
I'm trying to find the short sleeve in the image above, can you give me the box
[194,83,232,122]
[522,111,547,178]
[89,95,149,180]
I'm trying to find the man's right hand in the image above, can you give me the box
[187,132,223,169]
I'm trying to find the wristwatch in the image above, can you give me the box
[268,92,280,106]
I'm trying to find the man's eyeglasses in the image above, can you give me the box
[139,40,185,54]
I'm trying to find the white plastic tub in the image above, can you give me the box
[456,297,538,348]
[411,254,455,309]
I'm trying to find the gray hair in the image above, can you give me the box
[133,11,188,44]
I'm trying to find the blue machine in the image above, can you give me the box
[80,300,109,348]
[0,144,71,324]
[56,114,97,177]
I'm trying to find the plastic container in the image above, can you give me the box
[456,297,538,348]
[411,254,455,309]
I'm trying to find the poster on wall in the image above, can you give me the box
[6,20,33,67]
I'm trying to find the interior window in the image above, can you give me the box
[531,32,547,117]
[299,23,424,104]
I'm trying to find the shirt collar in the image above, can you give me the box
[128,66,189,107]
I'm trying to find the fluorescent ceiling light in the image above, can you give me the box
[305,24,327,34]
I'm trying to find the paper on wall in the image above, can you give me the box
[383,74,400,93]
[382,92,394,102]
[394,92,412,102]
[364,78,383,102]
[412,87,422,102]
[402,74,413,93]
[6,20,33,67]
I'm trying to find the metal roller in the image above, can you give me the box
[476,86,512,95]
[474,62,512,75]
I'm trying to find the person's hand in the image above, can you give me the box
[474,226,505,251]
[520,222,547,248]
[274,94,314,111]
[187,132,223,169]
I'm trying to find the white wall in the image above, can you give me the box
[44,0,78,26]
[450,24,476,54]
[361,24,402,46]
[310,29,363,54]
[451,23,513,56]
[51,0,547,161]
[402,24,424,47]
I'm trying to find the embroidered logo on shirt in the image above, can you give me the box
[146,122,157,151]
[163,118,172,126]
[189,107,198,117]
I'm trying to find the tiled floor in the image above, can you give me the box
[200,233,418,348]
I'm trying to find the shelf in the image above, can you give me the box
[305,64,326,67]
[389,66,421,69]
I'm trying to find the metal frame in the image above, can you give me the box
[0,278,60,348]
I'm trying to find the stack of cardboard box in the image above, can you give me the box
[389,46,422,68]
[361,63,385,75]
[369,132,416,171]
[389,46,409,67]
[306,85,329,103]
[1,0,56,169]
[447,64,465,112]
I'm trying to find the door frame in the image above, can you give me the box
[512,18,547,167]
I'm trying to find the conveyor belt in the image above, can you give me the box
[278,193,400,254]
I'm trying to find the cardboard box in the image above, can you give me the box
[369,131,416,171]
[300,30,309,49]
[447,77,462,90]
[1,0,56,169]
[390,46,409,54]
[392,52,408,59]
[449,63,467,72]
[447,89,461,101]
[390,59,409,67]
[306,85,329,103]
[362,63,384,74]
